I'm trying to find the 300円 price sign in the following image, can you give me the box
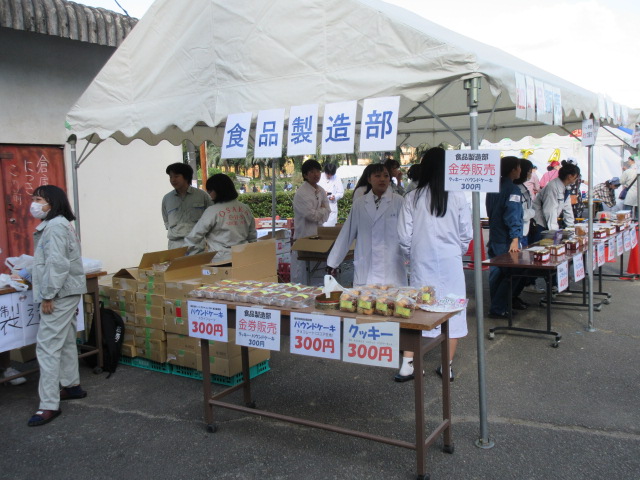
[235,306,281,351]
[342,318,399,368]
[290,312,341,360]
[187,301,228,341]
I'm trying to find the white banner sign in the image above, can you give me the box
[0,292,24,353]
[572,253,585,282]
[287,104,318,156]
[632,124,640,148]
[552,86,563,126]
[221,112,252,159]
[359,96,400,152]
[623,230,631,252]
[321,100,357,155]
[557,261,569,292]
[525,76,536,121]
[342,318,399,369]
[187,301,228,341]
[515,73,526,120]
[254,108,285,159]
[445,150,500,193]
[235,306,281,351]
[22,291,41,346]
[616,234,624,256]
[597,242,606,267]
[290,312,341,360]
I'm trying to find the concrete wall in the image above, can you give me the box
[2,27,184,272]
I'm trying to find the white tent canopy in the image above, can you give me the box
[65,0,635,148]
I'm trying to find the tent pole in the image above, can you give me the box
[68,135,81,241]
[271,158,277,235]
[465,78,494,449]
[586,143,595,332]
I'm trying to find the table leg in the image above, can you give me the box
[201,339,216,432]
[241,345,255,408]
[412,330,426,478]
[441,320,453,450]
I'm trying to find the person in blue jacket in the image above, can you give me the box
[486,156,526,318]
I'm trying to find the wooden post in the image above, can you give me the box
[200,141,208,189]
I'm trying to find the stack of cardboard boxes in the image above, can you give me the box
[99,241,278,379]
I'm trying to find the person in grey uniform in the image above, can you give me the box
[184,174,257,261]
[15,185,87,426]
[162,163,212,249]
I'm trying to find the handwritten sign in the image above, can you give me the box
[616,234,624,256]
[0,292,23,353]
[557,261,569,292]
[187,301,228,341]
[606,239,616,262]
[444,150,500,193]
[582,118,598,147]
[572,254,585,282]
[597,242,606,267]
[290,312,341,360]
[342,318,399,368]
[236,306,281,351]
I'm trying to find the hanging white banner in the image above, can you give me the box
[525,76,536,121]
[515,73,526,120]
[552,86,563,126]
[582,118,598,147]
[534,79,546,123]
[359,96,400,152]
[321,100,357,155]
[254,108,285,159]
[221,112,252,159]
[287,104,318,156]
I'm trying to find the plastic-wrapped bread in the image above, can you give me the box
[418,286,436,305]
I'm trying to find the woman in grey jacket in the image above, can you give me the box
[20,185,87,426]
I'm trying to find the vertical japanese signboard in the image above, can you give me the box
[358,96,400,152]
[221,112,252,159]
[290,312,341,360]
[287,104,319,156]
[557,261,569,292]
[321,101,357,155]
[444,150,500,193]
[342,318,399,368]
[254,108,285,159]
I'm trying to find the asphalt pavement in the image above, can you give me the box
[1,261,639,480]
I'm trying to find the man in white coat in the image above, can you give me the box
[317,163,344,227]
[620,157,638,219]
[326,164,407,286]
[291,160,331,285]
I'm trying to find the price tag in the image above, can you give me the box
[606,239,616,262]
[597,242,605,267]
[342,318,399,368]
[616,234,624,256]
[623,230,631,251]
[557,261,569,292]
[187,301,228,341]
[235,306,281,351]
[290,313,341,360]
[572,254,585,282]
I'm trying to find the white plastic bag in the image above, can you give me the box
[322,275,345,297]
[82,257,103,274]
[0,273,29,291]
[5,254,33,274]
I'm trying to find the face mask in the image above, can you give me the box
[30,202,48,219]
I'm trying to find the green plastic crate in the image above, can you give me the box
[120,355,173,374]
[172,360,270,386]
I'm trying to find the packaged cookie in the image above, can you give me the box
[375,294,395,316]
[394,295,416,319]
[357,291,376,315]
[339,290,358,313]
[418,286,436,305]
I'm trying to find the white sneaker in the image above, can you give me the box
[3,367,26,386]
[398,361,414,377]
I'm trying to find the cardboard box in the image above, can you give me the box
[201,240,277,284]
[10,344,36,363]
[112,267,139,291]
[137,247,189,282]
[164,314,189,335]
[98,285,113,297]
[136,280,166,296]
[277,252,291,264]
[166,348,198,369]
[110,300,136,315]
[292,226,353,256]
[135,340,167,363]
[123,325,136,345]
[135,326,167,343]
[121,343,136,358]
[165,279,202,300]
[196,348,270,376]
[166,333,200,353]
[110,288,136,304]
[135,303,164,318]
[135,292,164,307]
[163,298,186,318]
[135,314,165,330]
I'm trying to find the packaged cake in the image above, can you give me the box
[418,286,436,305]
[394,295,416,319]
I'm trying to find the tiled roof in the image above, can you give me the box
[0,0,138,46]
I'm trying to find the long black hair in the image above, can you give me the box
[32,185,76,222]
[206,174,238,203]
[414,147,448,217]
[500,156,521,179]
[353,164,377,195]
[514,159,533,185]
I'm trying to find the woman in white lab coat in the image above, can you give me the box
[326,164,407,286]
[291,160,331,284]
[317,163,344,227]
[395,147,472,382]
